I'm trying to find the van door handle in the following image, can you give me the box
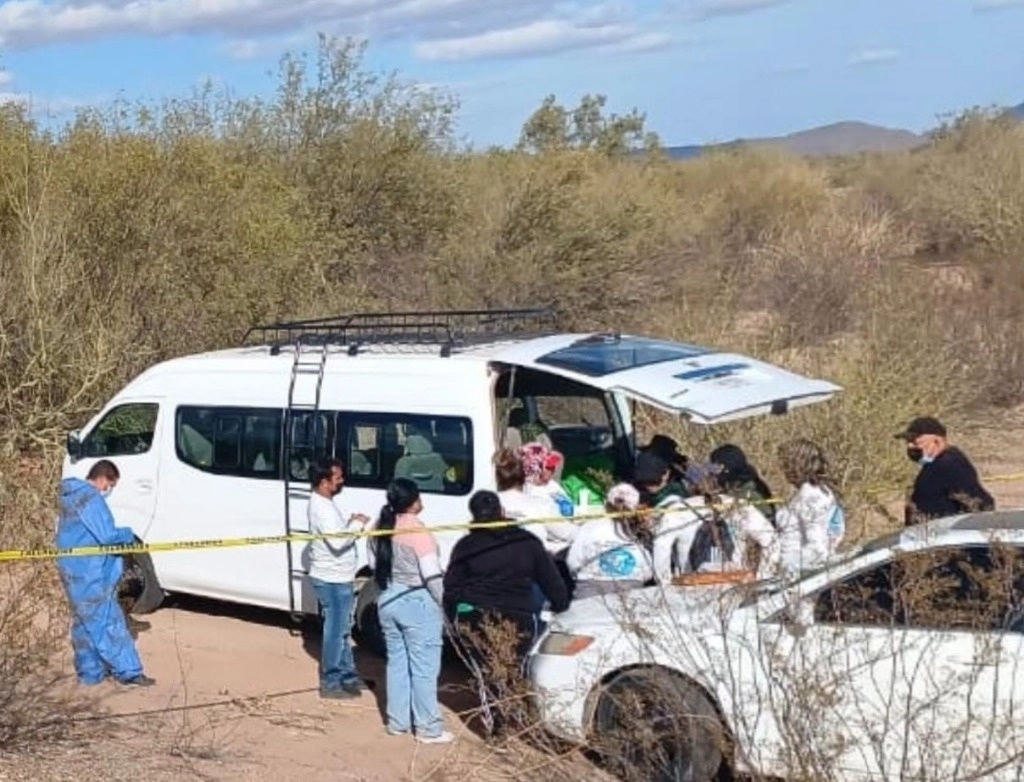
[135,479,154,493]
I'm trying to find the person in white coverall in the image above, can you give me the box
[651,474,779,581]
[566,483,655,599]
[774,438,844,576]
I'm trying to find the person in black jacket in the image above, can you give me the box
[444,490,570,743]
[897,416,995,526]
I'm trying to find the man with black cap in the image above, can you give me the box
[897,416,994,526]
[640,435,689,487]
[633,450,689,508]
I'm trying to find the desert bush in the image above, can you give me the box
[850,109,1024,259]
[0,452,97,751]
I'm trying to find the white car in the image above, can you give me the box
[529,511,1024,782]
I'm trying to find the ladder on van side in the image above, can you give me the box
[283,339,329,622]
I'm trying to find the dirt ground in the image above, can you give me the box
[3,420,1023,782]
[0,596,532,782]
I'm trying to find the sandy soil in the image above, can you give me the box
[0,596,532,782]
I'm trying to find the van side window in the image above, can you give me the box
[286,411,335,482]
[81,403,159,458]
[176,406,283,480]
[337,413,473,496]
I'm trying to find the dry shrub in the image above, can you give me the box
[905,113,1024,258]
[0,563,87,751]
[745,199,915,347]
[449,614,537,740]
[672,147,832,254]
[0,453,97,752]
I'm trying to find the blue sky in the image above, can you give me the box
[0,0,1022,148]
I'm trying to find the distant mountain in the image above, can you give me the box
[663,101,1024,161]
[665,121,923,160]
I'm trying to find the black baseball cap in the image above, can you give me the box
[634,451,670,484]
[642,434,687,468]
[895,416,947,441]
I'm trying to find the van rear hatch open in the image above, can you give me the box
[501,334,841,424]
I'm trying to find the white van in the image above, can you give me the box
[61,309,840,650]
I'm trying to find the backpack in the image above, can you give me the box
[686,508,737,573]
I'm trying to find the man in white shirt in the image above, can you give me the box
[308,459,370,699]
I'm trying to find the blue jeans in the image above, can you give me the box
[311,579,358,691]
[378,585,444,737]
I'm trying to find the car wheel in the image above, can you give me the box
[353,579,386,658]
[119,551,164,615]
[592,668,727,782]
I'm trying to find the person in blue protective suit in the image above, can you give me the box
[55,459,155,687]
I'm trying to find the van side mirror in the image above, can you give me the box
[66,431,82,462]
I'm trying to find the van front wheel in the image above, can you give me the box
[119,551,164,615]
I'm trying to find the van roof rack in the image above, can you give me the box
[242,307,558,356]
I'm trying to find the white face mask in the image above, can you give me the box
[100,486,114,499]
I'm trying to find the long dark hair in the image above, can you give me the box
[710,444,773,498]
[372,478,422,591]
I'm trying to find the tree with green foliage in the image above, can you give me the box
[517,93,660,157]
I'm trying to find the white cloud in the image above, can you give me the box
[0,90,100,115]
[601,30,672,55]
[847,48,900,67]
[0,0,666,64]
[973,0,1024,11]
[0,0,377,47]
[414,18,662,62]
[689,0,794,20]
[218,33,308,61]
[0,69,12,87]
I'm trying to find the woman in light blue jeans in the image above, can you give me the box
[369,479,453,744]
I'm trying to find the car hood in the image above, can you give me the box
[547,583,748,635]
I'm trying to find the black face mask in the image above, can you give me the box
[906,446,924,464]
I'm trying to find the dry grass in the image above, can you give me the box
[1,31,1024,776]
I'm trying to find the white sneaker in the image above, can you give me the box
[415,730,455,745]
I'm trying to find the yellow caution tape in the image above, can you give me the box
[2,470,1021,563]
[0,514,608,563]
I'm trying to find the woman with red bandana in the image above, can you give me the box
[519,442,579,552]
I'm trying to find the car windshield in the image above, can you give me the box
[535,335,709,378]
[734,542,886,607]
